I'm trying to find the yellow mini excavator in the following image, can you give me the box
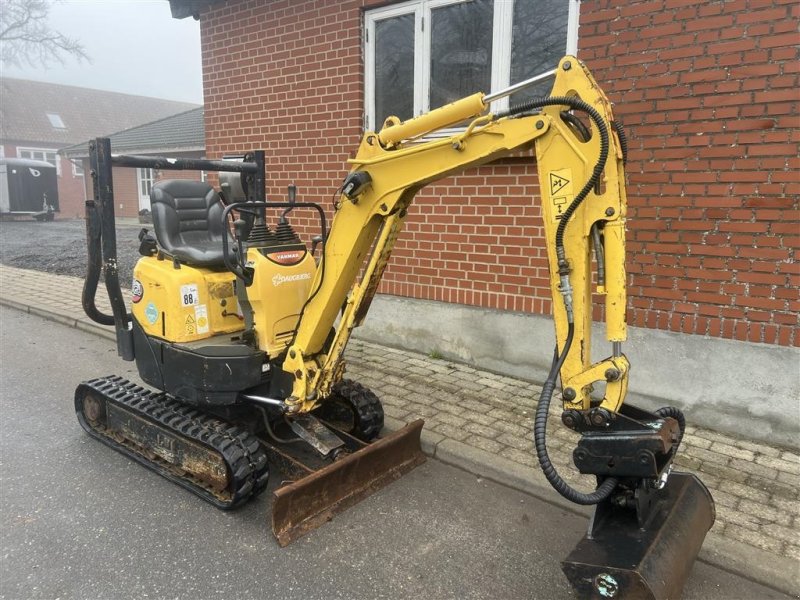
[78,56,714,599]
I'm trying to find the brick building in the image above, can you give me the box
[62,107,206,219]
[168,0,799,442]
[0,78,198,218]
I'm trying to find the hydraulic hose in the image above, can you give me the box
[533,325,619,505]
[560,110,591,142]
[613,119,628,165]
[502,96,616,504]
[82,200,115,326]
[655,406,686,447]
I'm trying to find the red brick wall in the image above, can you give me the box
[580,0,799,346]
[199,0,798,346]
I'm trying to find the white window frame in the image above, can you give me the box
[137,168,155,211]
[364,0,580,131]
[17,146,61,176]
[71,160,84,177]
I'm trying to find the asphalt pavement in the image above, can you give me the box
[0,306,794,600]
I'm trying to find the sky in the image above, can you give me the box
[1,0,204,104]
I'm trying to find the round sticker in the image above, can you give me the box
[132,279,143,303]
[145,302,158,325]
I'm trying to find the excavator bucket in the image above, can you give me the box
[561,473,715,600]
[266,419,426,546]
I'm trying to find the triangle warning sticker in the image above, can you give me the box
[550,172,570,196]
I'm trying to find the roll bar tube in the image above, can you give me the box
[82,137,266,360]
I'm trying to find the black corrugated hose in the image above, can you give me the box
[655,406,686,447]
[534,327,620,505]
[613,119,628,165]
[83,201,116,326]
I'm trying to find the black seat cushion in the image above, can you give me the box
[150,180,230,267]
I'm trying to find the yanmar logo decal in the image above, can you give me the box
[267,250,304,265]
[272,272,311,287]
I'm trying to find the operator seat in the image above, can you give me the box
[150,180,229,267]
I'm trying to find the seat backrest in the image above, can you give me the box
[150,180,227,267]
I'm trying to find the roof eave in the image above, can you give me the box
[168,0,223,19]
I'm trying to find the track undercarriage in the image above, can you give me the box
[76,376,270,509]
[75,375,425,543]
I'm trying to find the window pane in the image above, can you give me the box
[139,169,154,197]
[430,0,493,111]
[46,113,66,129]
[510,0,569,103]
[374,13,415,127]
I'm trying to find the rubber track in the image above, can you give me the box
[331,379,384,441]
[75,375,269,510]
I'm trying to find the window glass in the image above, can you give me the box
[429,0,493,111]
[374,13,416,127]
[510,0,570,103]
[18,148,60,174]
[138,168,154,198]
[46,113,66,129]
[365,0,577,131]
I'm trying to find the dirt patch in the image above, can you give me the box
[0,219,146,289]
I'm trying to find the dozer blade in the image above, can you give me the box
[270,419,425,546]
[562,472,715,600]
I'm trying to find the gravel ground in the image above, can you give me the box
[0,218,144,288]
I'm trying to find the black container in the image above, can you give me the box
[0,158,59,216]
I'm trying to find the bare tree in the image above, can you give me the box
[0,0,89,67]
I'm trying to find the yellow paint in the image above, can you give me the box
[134,56,632,421]
[244,248,316,357]
[132,257,242,342]
[378,93,486,147]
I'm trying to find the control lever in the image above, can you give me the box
[310,235,323,256]
[233,218,253,282]
[280,183,297,224]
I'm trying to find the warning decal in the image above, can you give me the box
[185,314,196,336]
[550,173,570,195]
[548,168,574,222]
